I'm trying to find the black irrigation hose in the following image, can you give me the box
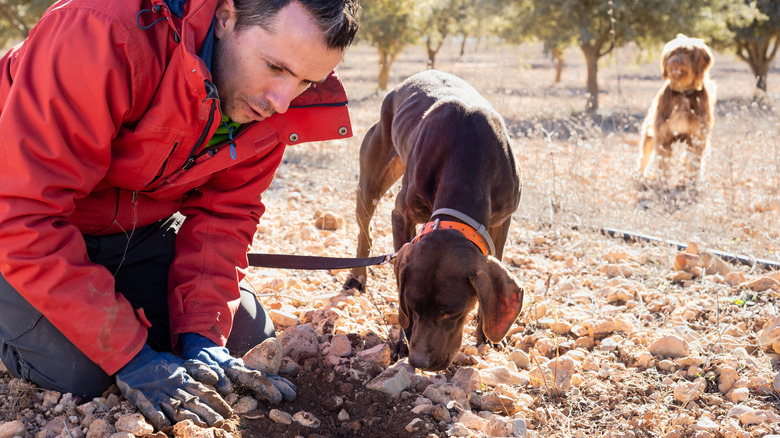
[516,216,780,272]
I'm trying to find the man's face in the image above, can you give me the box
[212,0,344,124]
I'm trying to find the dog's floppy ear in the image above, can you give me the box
[393,243,414,329]
[692,46,713,87]
[472,256,524,343]
[661,51,672,80]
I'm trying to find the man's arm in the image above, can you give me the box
[0,5,147,374]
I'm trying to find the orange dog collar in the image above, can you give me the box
[411,218,489,256]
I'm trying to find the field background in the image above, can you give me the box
[269,39,780,265]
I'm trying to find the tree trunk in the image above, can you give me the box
[551,47,564,84]
[425,37,444,70]
[459,34,468,57]
[377,49,391,91]
[736,34,780,94]
[581,44,600,112]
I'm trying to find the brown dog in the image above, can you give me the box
[344,70,523,371]
[637,34,716,187]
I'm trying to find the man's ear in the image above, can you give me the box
[214,0,236,39]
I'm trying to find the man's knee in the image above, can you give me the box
[225,283,276,356]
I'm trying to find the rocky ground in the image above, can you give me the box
[2,42,780,438]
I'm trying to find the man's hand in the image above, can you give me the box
[180,333,296,403]
[115,344,233,430]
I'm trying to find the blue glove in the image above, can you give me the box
[115,344,232,430]
[180,333,296,403]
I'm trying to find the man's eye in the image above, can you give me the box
[268,63,283,72]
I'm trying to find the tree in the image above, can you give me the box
[420,0,467,69]
[0,0,52,49]
[358,0,423,90]
[727,0,779,93]
[506,0,718,112]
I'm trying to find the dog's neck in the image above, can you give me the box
[670,87,700,97]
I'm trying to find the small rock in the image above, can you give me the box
[292,411,321,428]
[114,414,153,437]
[366,366,411,395]
[279,324,320,362]
[314,210,343,230]
[480,366,513,387]
[743,277,779,292]
[648,334,690,358]
[0,420,27,438]
[451,367,481,394]
[422,383,469,408]
[695,416,719,433]
[456,411,489,433]
[328,334,353,357]
[774,372,780,393]
[337,410,350,421]
[509,350,530,369]
[356,343,391,368]
[673,379,705,403]
[232,396,258,414]
[726,387,750,403]
[269,409,293,425]
[86,419,115,438]
[718,366,740,393]
[242,337,283,374]
[405,418,425,433]
[481,393,520,416]
[268,309,301,328]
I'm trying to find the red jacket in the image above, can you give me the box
[0,0,352,374]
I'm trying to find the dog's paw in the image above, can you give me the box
[342,274,366,294]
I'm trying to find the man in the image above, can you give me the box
[0,0,359,430]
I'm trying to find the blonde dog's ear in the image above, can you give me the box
[693,47,713,86]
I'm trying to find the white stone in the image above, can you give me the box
[405,418,426,433]
[242,337,283,375]
[337,410,350,421]
[695,417,719,433]
[365,366,411,396]
[268,309,301,328]
[292,411,321,428]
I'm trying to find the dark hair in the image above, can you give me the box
[233,0,360,50]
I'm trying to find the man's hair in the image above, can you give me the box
[233,0,360,50]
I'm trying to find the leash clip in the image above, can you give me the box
[432,218,441,230]
[380,252,397,265]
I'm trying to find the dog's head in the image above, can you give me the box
[661,34,713,92]
[392,232,524,371]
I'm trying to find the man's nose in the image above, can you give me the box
[266,81,301,115]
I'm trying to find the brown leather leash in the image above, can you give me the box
[246,252,396,270]
[246,208,492,270]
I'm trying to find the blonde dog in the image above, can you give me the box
[637,34,716,187]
